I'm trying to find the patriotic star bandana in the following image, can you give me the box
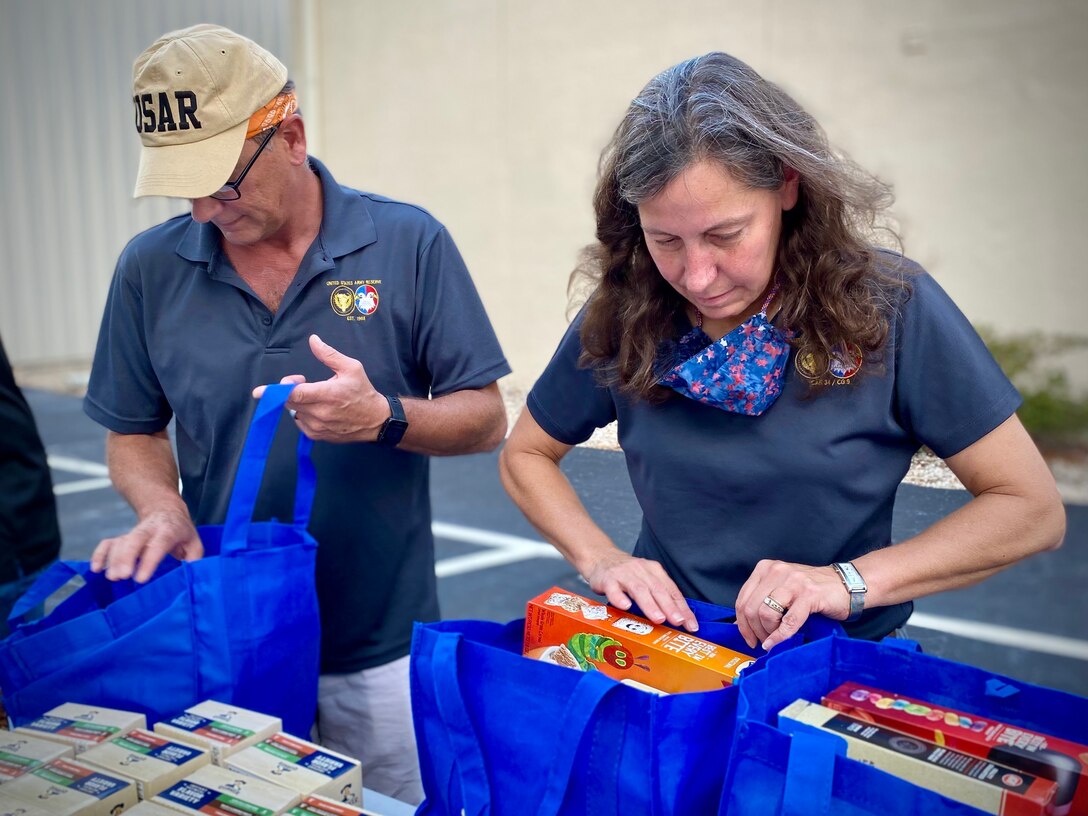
[659,285,791,416]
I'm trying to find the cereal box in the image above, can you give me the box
[0,732,73,783]
[780,699,1058,815]
[225,733,362,805]
[523,587,756,694]
[822,681,1087,816]
[15,705,146,755]
[0,756,138,815]
[151,764,299,815]
[152,702,280,765]
[78,729,210,800]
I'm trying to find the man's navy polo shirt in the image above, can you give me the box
[84,158,510,672]
[528,257,1020,639]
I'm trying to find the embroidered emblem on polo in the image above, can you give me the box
[829,343,863,380]
[326,279,383,321]
[355,284,379,316]
[794,343,863,385]
[330,286,355,316]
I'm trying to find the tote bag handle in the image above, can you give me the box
[780,723,844,816]
[222,384,316,551]
[430,633,622,816]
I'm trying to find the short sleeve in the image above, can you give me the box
[82,243,173,434]
[892,270,1021,459]
[526,309,618,445]
[414,227,510,397]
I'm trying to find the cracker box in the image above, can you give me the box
[0,756,138,815]
[152,702,280,765]
[15,705,147,755]
[780,699,1058,816]
[151,764,299,815]
[225,733,362,806]
[122,804,182,816]
[0,801,56,816]
[0,732,74,783]
[78,729,210,800]
[523,587,757,694]
[822,681,1087,816]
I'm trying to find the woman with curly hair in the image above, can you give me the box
[499,51,1065,651]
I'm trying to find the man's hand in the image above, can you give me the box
[90,508,203,583]
[252,334,389,443]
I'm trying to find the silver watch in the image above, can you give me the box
[832,562,866,621]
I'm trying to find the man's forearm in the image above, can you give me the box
[106,429,187,517]
[396,382,507,456]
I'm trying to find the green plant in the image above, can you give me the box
[976,326,1088,449]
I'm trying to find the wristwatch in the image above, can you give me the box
[375,394,408,447]
[832,562,867,621]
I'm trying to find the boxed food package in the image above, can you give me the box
[780,699,1058,816]
[151,764,299,815]
[122,803,182,816]
[153,702,280,765]
[287,795,370,816]
[0,802,56,816]
[78,729,210,800]
[523,587,756,694]
[0,732,74,783]
[822,681,1086,816]
[0,756,138,815]
[14,704,146,754]
[225,733,362,806]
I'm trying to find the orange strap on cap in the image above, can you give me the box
[246,90,298,139]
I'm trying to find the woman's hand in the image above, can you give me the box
[583,550,699,633]
[734,559,849,651]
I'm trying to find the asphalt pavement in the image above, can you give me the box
[26,388,1088,698]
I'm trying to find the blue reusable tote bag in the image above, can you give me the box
[0,384,320,736]
[411,599,841,816]
[720,632,1088,815]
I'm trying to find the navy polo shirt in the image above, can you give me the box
[84,158,510,672]
[528,256,1020,639]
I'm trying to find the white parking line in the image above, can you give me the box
[907,612,1088,661]
[54,477,114,496]
[48,456,109,477]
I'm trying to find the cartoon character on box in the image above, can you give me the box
[529,633,650,675]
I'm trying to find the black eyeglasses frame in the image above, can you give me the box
[208,122,281,201]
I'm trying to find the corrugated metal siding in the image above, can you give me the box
[0,0,291,367]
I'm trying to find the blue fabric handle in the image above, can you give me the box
[431,634,492,816]
[781,724,844,816]
[222,384,316,549]
[535,671,619,816]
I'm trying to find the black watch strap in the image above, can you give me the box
[375,394,408,447]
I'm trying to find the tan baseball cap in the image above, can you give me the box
[131,24,288,198]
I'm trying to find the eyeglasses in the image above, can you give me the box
[209,123,280,201]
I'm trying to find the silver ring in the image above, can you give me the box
[288,409,298,420]
[763,595,788,615]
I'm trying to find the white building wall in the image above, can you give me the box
[305,0,1088,392]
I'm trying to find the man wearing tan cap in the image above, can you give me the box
[83,24,510,804]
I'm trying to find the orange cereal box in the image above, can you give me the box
[523,587,756,694]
